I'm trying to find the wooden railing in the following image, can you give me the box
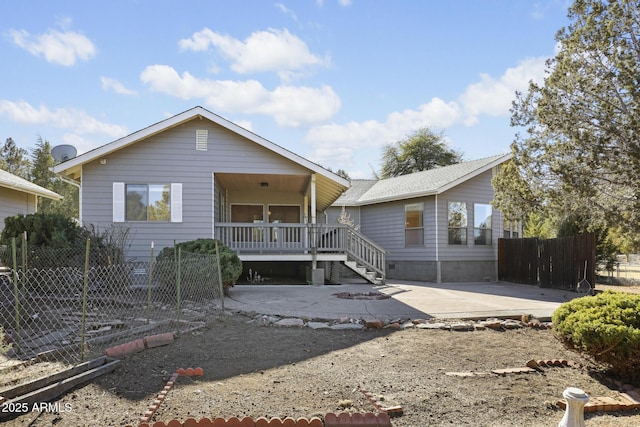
[215,223,385,280]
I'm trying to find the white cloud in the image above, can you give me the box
[305,97,462,166]
[178,28,330,77]
[140,64,340,127]
[275,3,298,21]
[0,100,128,140]
[304,56,549,170]
[101,77,138,96]
[7,27,96,66]
[459,56,547,125]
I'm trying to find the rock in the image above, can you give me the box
[450,322,474,331]
[501,320,524,329]
[275,318,305,327]
[306,322,331,330]
[416,322,448,330]
[365,320,383,329]
[400,322,415,329]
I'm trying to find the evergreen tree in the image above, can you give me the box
[494,0,640,237]
[381,127,462,178]
[0,137,30,178]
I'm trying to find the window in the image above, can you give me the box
[448,201,467,245]
[126,184,171,221]
[474,204,492,245]
[405,203,424,246]
[503,219,520,238]
[113,183,181,223]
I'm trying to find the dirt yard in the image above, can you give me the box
[3,301,640,427]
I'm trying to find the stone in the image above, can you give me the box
[306,322,331,330]
[275,318,305,327]
[450,322,474,331]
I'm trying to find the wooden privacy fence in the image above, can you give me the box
[498,233,596,290]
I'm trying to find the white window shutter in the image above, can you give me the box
[113,182,125,222]
[171,183,183,223]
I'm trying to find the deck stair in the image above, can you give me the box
[343,227,386,285]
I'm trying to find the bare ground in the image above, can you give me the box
[1,284,640,427]
[2,317,640,427]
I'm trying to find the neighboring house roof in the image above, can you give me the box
[0,169,62,200]
[334,153,511,206]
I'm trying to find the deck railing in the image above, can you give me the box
[215,223,385,279]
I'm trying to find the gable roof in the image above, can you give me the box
[0,169,62,200]
[52,105,350,188]
[334,153,511,206]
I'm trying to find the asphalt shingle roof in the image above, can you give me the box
[0,169,62,200]
[334,153,510,206]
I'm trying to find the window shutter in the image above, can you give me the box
[113,182,125,222]
[171,183,182,223]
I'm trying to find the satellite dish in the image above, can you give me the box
[51,145,77,163]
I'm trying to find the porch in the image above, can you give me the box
[215,223,386,284]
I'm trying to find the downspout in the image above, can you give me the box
[212,173,216,240]
[435,193,441,283]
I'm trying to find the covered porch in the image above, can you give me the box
[215,222,386,284]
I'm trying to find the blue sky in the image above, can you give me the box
[0,1,570,178]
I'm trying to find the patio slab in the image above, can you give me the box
[223,280,580,321]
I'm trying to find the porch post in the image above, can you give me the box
[311,174,317,269]
[310,174,317,225]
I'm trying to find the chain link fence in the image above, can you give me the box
[0,238,224,365]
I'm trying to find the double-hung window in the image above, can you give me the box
[405,203,424,246]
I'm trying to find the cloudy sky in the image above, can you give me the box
[0,1,570,178]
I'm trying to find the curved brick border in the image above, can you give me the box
[131,413,390,426]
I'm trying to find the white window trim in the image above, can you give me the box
[113,182,182,223]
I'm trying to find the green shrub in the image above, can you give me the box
[1,213,82,248]
[553,291,640,385]
[156,239,242,293]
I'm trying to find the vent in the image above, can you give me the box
[196,129,208,151]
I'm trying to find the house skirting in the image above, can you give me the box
[386,260,497,283]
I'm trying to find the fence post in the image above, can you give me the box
[146,242,155,324]
[11,238,20,354]
[80,238,90,361]
[176,246,182,333]
[215,241,224,310]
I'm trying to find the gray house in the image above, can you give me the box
[326,154,512,283]
[0,169,62,234]
[52,106,385,284]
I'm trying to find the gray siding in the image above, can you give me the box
[437,169,500,262]
[0,189,36,234]
[350,168,503,282]
[81,119,310,261]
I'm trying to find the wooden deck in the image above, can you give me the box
[215,223,386,281]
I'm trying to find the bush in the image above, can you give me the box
[553,291,640,384]
[1,213,82,248]
[156,239,242,293]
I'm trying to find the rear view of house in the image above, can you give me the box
[327,154,512,283]
[52,106,384,284]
